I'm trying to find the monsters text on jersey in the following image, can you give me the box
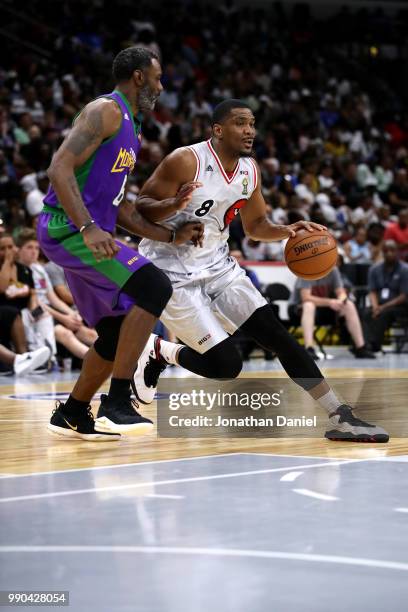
[111,147,136,173]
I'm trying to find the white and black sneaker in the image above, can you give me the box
[132,334,168,405]
[325,405,389,443]
[94,393,154,435]
[48,401,120,441]
[14,347,51,376]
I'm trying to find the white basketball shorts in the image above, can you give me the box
[160,259,267,354]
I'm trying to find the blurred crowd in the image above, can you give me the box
[1,0,408,370]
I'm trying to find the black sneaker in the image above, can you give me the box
[307,346,319,360]
[325,405,389,443]
[132,334,168,404]
[47,401,120,441]
[94,393,154,436]
[351,346,376,359]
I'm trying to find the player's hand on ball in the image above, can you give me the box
[82,225,120,261]
[286,221,327,238]
[175,222,204,247]
[173,181,203,211]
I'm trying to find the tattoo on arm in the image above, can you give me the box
[67,176,85,204]
[65,107,104,156]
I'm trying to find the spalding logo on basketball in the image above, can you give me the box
[284,229,338,280]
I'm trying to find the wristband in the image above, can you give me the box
[168,229,176,243]
[79,220,95,233]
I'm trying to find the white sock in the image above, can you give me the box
[316,389,342,415]
[158,339,184,365]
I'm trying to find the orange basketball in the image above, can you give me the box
[284,229,338,280]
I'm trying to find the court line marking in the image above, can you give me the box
[395,508,408,513]
[239,452,353,460]
[0,459,357,504]
[280,471,303,482]
[0,452,245,479]
[243,452,405,463]
[1,545,408,573]
[293,488,339,501]
[145,494,184,500]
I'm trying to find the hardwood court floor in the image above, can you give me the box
[1,357,408,475]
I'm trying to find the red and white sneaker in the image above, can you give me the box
[132,334,168,405]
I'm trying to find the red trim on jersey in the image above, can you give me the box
[249,157,258,190]
[188,146,200,181]
[207,140,240,184]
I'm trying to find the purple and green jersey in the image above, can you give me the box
[43,90,142,233]
[37,90,151,327]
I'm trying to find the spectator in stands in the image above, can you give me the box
[367,222,385,264]
[288,267,375,360]
[16,229,96,361]
[384,209,408,261]
[388,169,408,213]
[0,232,54,366]
[338,162,360,208]
[344,226,372,264]
[375,155,394,194]
[366,240,408,351]
[350,192,379,227]
[318,161,335,190]
[0,305,50,374]
[294,171,315,207]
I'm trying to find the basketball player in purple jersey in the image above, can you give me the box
[37,47,203,440]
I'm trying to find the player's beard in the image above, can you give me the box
[138,84,158,112]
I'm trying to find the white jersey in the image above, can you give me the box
[139,139,258,276]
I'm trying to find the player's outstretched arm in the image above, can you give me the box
[47,99,121,260]
[136,148,201,222]
[240,161,325,241]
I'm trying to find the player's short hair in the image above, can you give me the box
[112,46,158,82]
[212,99,252,125]
[15,228,37,247]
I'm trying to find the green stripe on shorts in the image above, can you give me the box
[45,208,132,287]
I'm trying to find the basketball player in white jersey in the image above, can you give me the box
[128,100,388,443]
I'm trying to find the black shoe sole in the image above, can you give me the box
[325,430,389,443]
[47,423,120,441]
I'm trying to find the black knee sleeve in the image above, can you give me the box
[121,263,173,317]
[94,316,124,361]
[178,337,242,379]
[241,305,323,390]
